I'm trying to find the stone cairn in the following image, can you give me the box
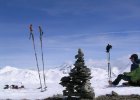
[60,48,95,100]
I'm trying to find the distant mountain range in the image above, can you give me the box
[0,64,120,86]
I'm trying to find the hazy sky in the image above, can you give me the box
[0,0,140,69]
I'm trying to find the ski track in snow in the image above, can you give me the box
[0,66,140,99]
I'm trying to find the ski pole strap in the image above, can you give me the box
[30,24,33,32]
[39,26,43,41]
[29,24,33,39]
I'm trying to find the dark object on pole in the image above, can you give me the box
[39,26,47,90]
[106,44,112,81]
[106,44,112,53]
[29,24,43,92]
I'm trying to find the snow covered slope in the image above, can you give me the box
[0,66,65,99]
[0,65,139,99]
[0,66,66,84]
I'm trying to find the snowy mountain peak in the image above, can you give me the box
[0,66,18,73]
[55,63,74,74]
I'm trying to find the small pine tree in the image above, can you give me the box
[60,48,95,99]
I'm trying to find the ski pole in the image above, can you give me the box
[39,26,47,90]
[29,24,43,92]
[106,44,112,81]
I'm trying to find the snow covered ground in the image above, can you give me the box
[0,65,140,99]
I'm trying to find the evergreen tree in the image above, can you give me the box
[60,48,95,99]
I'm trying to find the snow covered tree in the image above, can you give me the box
[60,48,95,99]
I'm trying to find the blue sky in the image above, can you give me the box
[0,0,140,69]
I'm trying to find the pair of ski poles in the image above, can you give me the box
[29,24,47,92]
[106,44,112,81]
